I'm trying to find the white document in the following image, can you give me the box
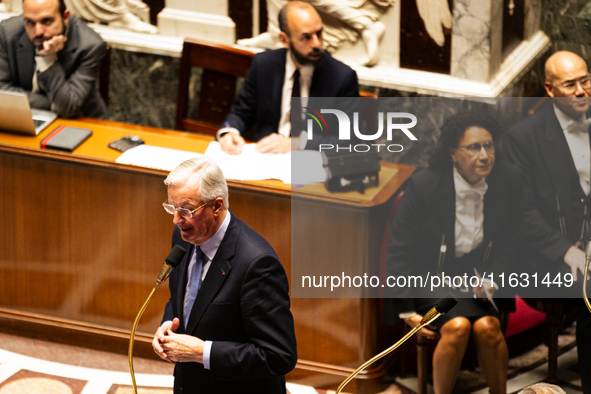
[115,145,202,171]
[115,142,326,184]
[291,149,326,185]
[204,142,326,184]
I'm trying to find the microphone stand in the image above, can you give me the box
[335,303,445,394]
[584,240,591,314]
[129,245,185,394]
[128,284,162,394]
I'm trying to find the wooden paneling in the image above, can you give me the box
[0,153,173,333]
[0,119,414,393]
[175,39,254,136]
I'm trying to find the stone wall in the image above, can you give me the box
[97,0,591,169]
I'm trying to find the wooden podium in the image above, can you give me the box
[0,118,414,393]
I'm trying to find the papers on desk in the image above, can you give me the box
[204,142,326,184]
[115,144,202,171]
[292,149,326,184]
[115,142,326,184]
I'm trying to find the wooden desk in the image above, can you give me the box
[0,118,414,392]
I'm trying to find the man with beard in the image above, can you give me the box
[0,0,107,119]
[218,1,359,154]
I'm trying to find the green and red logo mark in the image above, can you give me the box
[303,107,328,133]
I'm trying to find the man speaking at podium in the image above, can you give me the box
[152,157,297,393]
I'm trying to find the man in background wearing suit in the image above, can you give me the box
[505,51,591,394]
[218,0,359,154]
[0,0,107,118]
[152,157,297,393]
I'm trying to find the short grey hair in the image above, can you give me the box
[164,157,229,209]
[518,383,566,394]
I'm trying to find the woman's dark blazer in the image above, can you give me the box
[383,158,524,324]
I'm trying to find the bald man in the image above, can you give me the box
[218,0,359,154]
[0,0,107,118]
[519,383,566,394]
[505,51,591,393]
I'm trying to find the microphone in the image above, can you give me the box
[419,292,459,326]
[156,245,186,284]
[435,294,460,313]
[129,245,187,394]
[335,293,458,394]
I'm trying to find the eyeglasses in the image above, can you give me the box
[551,74,591,94]
[162,200,212,219]
[457,141,495,157]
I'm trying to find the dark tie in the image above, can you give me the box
[184,247,204,328]
[291,69,303,136]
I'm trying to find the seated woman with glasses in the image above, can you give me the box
[384,111,524,394]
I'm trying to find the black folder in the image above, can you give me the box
[40,126,92,152]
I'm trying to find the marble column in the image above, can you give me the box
[450,0,503,83]
[524,0,542,40]
[158,0,235,45]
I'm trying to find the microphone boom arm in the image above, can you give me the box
[335,306,442,394]
[128,245,185,394]
[128,283,162,394]
[584,240,591,314]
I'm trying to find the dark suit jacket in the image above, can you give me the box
[224,48,359,150]
[383,159,524,323]
[0,15,107,119]
[504,103,588,291]
[162,213,297,394]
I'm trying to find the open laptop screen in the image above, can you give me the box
[0,90,57,135]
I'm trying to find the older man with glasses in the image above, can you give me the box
[152,157,297,394]
[505,50,591,393]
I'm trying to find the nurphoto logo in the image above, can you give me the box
[304,108,418,152]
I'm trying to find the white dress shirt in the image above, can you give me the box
[398,167,488,319]
[453,165,488,258]
[32,52,57,93]
[216,50,313,146]
[277,52,313,138]
[553,104,591,196]
[165,211,232,370]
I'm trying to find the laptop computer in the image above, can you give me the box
[0,90,57,135]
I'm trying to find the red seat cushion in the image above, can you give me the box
[505,296,547,338]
